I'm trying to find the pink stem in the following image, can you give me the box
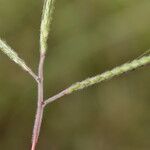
[31,53,45,150]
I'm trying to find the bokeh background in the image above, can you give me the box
[0,0,150,149]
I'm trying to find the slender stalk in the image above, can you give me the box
[25,66,39,82]
[31,53,45,150]
[44,54,150,106]
[31,0,55,149]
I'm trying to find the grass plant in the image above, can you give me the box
[0,0,150,149]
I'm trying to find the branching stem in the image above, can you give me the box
[31,53,45,150]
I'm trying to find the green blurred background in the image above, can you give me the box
[0,0,150,149]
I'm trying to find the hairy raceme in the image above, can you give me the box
[40,0,55,53]
[68,55,150,92]
[44,54,150,105]
[0,39,37,80]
